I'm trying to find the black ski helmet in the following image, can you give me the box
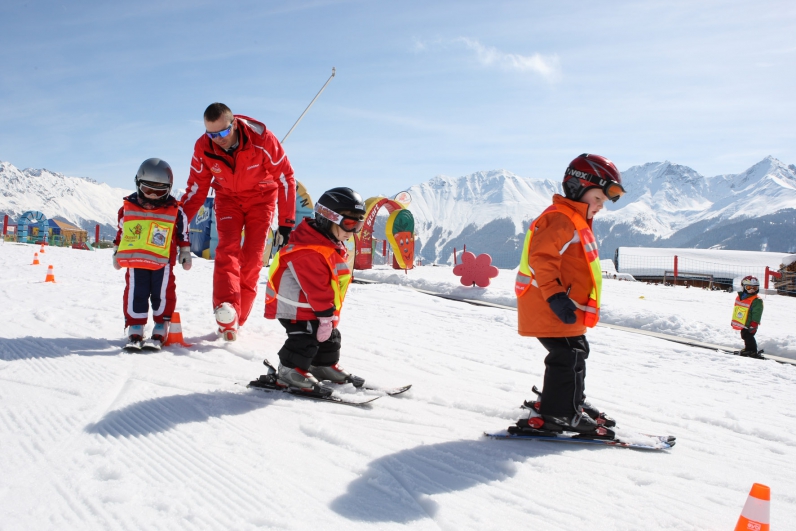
[314,187,366,237]
[135,158,174,205]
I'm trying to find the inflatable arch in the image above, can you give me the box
[354,197,414,270]
[16,211,49,242]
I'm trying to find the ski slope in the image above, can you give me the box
[1,243,795,530]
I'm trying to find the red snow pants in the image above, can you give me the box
[123,265,177,326]
[213,191,276,326]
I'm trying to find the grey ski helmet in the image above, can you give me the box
[135,158,173,205]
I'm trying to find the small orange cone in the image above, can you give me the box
[31,253,40,265]
[40,243,45,253]
[735,483,770,531]
[164,312,192,347]
[44,264,56,283]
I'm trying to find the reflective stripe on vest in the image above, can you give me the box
[116,201,178,270]
[731,294,758,330]
[515,203,602,327]
[265,243,352,318]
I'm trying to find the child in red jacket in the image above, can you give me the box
[113,159,192,350]
[250,187,366,397]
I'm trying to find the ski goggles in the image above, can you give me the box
[314,203,365,233]
[566,168,626,202]
[205,123,233,140]
[139,181,171,199]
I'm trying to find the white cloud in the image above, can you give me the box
[416,37,561,82]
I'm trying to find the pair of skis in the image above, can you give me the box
[123,338,164,351]
[243,359,411,407]
[485,386,676,451]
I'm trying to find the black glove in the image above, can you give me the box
[547,292,577,324]
[275,225,293,250]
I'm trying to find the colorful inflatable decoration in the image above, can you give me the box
[453,251,499,287]
[386,209,415,269]
[393,191,412,207]
[16,211,49,243]
[355,196,408,270]
[264,180,314,265]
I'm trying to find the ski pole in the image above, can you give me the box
[281,67,336,144]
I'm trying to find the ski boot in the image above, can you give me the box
[309,363,365,388]
[214,303,238,341]
[523,385,616,427]
[539,412,616,440]
[144,322,169,350]
[276,364,333,397]
[124,324,145,351]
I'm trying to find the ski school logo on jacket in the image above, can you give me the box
[210,163,222,174]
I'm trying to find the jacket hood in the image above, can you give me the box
[290,218,348,255]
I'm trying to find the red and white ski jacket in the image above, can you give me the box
[181,115,296,227]
[265,219,348,322]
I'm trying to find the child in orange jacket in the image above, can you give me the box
[512,154,625,440]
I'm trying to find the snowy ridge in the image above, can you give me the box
[0,160,131,229]
[402,157,796,265]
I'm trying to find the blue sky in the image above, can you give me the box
[1,0,795,200]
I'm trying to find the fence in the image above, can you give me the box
[615,253,795,294]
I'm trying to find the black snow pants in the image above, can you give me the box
[741,328,758,353]
[537,335,590,419]
[277,319,341,371]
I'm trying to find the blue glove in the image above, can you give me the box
[547,292,577,324]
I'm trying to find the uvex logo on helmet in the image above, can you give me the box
[563,153,625,203]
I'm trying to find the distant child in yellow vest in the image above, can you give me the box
[731,276,764,358]
[113,159,192,350]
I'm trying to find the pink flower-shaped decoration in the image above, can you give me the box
[453,251,499,287]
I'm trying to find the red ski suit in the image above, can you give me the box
[181,115,296,325]
[265,219,348,322]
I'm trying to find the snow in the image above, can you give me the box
[2,242,796,529]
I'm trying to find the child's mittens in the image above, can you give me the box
[749,321,759,334]
[179,248,192,270]
[547,292,578,324]
[316,316,336,342]
[112,246,122,270]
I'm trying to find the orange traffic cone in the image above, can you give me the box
[735,483,770,531]
[31,252,40,265]
[164,312,192,347]
[40,243,45,253]
[44,264,56,283]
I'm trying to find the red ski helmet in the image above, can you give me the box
[563,154,624,203]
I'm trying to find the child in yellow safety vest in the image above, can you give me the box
[249,187,367,398]
[731,275,764,358]
[113,159,192,350]
[511,154,625,440]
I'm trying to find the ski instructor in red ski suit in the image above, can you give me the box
[181,103,296,341]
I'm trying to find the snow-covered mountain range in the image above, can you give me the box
[3,156,796,265]
[0,161,131,238]
[404,156,796,267]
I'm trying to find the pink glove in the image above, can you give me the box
[316,316,337,342]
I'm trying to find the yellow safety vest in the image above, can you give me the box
[730,294,758,330]
[515,203,602,327]
[265,243,352,319]
[117,201,178,270]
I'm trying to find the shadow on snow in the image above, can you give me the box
[84,389,274,437]
[331,438,569,523]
